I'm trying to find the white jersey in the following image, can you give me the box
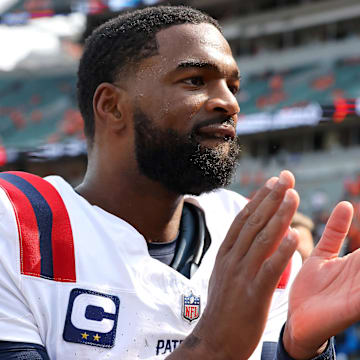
[0,171,302,359]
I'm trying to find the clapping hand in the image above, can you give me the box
[170,170,301,359]
[284,201,356,359]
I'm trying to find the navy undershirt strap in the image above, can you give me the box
[147,202,211,278]
[147,202,195,268]
[147,237,177,266]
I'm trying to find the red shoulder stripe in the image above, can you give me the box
[0,178,41,277]
[277,259,291,289]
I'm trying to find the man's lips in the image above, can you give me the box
[196,123,236,141]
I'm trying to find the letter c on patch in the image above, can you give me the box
[63,288,120,348]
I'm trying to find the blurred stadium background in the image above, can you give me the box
[1,0,360,355]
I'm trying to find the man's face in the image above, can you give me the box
[126,23,241,195]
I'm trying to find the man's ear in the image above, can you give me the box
[93,82,129,133]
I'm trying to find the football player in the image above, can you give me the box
[0,5,358,360]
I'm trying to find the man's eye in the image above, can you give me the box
[229,86,240,95]
[183,77,205,87]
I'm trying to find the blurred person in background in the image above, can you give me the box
[291,212,314,262]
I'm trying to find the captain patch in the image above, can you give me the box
[63,288,120,348]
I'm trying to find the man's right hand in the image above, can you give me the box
[169,170,300,360]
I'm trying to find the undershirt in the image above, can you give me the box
[147,203,194,266]
[147,236,178,266]
[147,202,207,278]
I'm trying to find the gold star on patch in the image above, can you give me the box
[81,332,89,339]
[93,334,101,342]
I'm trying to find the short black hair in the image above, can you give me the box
[77,5,221,142]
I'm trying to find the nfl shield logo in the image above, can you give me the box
[182,292,201,323]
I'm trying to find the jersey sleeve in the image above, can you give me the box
[0,341,50,359]
[0,188,44,345]
[275,325,336,360]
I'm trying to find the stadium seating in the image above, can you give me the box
[238,59,360,114]
[0,57,359,151]
[0,74,80,149]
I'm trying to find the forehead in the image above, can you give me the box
[139,23,238,77]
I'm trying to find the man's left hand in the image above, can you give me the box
[284,201,357,359]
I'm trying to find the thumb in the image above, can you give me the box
[312,201,353,259]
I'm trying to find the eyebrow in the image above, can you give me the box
[176,60,241,81]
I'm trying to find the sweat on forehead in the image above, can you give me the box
[147,23,238,83]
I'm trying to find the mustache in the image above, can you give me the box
[193,116,235,133]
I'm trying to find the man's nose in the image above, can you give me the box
[204,82,240,116]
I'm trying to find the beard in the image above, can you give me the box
[133,108,241,196]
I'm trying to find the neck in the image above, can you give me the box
[76,165,185,244]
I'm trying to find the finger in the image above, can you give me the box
[219,176,278,254]
[312,201,353,259]
[255,227,299,295]
[245,188,299,274]
[231,170,295,259]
